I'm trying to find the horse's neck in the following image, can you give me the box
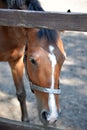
[0,26,27,48]
[0,1,7,8]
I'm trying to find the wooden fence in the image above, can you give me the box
[0,117,60,130]
[0,9,87,130]
[0,9,87,31]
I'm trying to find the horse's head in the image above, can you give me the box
[24,28,66,125]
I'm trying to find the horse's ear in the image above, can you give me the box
[67,9,71,13]
[59,9,71,32]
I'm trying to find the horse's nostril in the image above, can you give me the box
[41,110,48,121]
[41,110,59,125]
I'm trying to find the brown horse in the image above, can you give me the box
[0,0,66,125]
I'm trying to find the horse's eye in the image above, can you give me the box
[29,57,37,65]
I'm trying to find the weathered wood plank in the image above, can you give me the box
[0,9,87,31]
[0,117,61,130]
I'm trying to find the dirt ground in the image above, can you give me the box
[0,1,87,130]
[0,31,87,130]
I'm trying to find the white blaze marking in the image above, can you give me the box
[48,45,58,121]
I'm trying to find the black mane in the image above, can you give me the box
[27,0,44,11]
[5,0,58,43]
[3,0,25,9]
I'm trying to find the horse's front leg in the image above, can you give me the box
[9,57,29,122]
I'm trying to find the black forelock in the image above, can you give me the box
[37,29,58,44]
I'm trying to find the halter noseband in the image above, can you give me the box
[30,82,61,94]
[23,54,61,95]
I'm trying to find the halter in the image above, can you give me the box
[23,54,61,95]
[30,82,61,94]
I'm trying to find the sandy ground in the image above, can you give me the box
[0,0,87,130]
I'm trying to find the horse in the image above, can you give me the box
[0,0,66,125]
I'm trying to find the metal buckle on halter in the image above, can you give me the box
[30,82,61,95]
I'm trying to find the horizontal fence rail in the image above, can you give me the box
[0,9,87,31]
[0,118,61,130]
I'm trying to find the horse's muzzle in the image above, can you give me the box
[40,109,61,125]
